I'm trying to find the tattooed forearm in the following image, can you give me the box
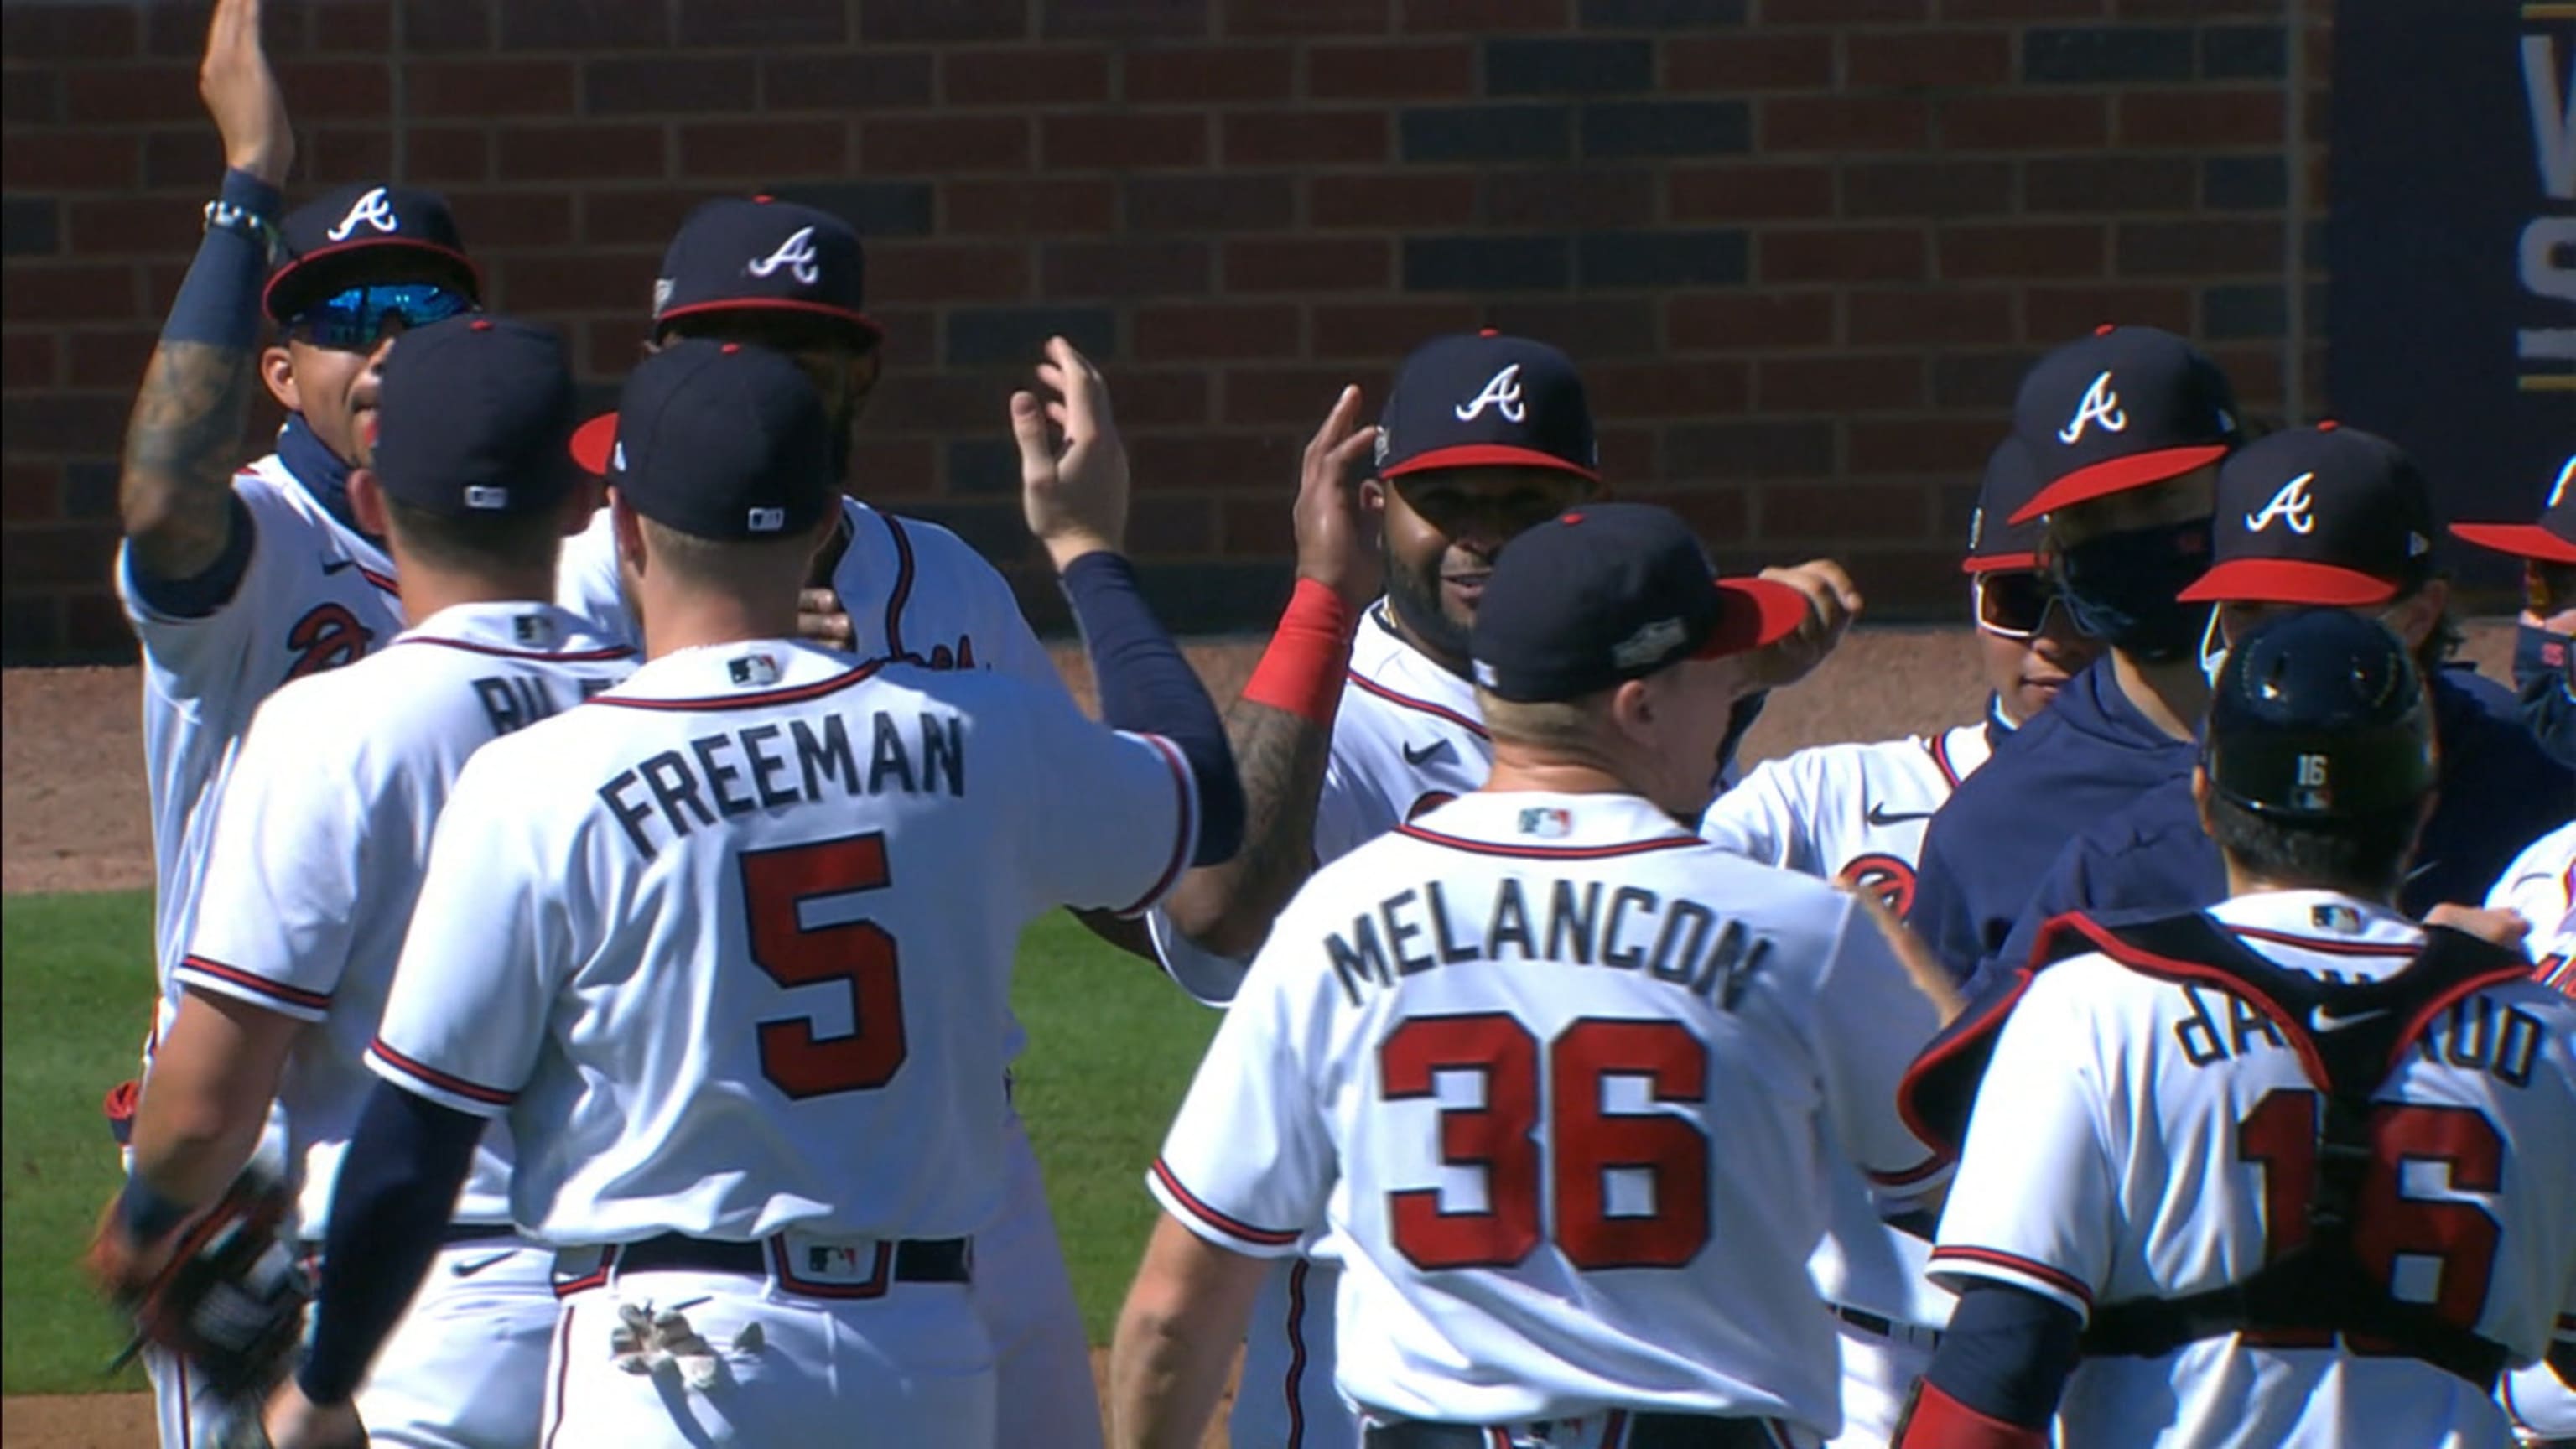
[120,340,255,580]
[1159,698,1335,958]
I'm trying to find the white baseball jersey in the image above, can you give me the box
[1932,889,2576,1449]
[369,638,1198,1244]
[117,453,404,1011]
[174,602,636,1235]
[1151,790,1950,1433]
[2488,822,2575,997]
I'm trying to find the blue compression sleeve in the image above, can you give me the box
[1058,551,1243,866]
[296,1083,485,1405]
[1918,1281,2085,1430]
[164,169,278,348]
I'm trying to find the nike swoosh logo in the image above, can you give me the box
[2311,1007,2388,1032]
[320,557,359,575]
[449,1251,514,1278]
[1866,802,1935,827]
[1402,740,1452,766]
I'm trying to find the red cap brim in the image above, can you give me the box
[569,412,618,475]
[1381,444,1602,483]
[2176,558,2399,606]
[652,298,885,347]
[2449,522,2576,565]
[1697,575,1811,658]
[1961,552,2039,574]
[2007,444,2232,525]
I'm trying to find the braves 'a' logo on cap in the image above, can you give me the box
[747,226,822,287]
[325,186,400,242]
[1455,364,1527,424]
[2244,471,2317,536]
[2057,371,2127,445]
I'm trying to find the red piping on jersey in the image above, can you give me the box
[1343,668,1489,740]
[1928,1245,2095,1307]
[176,954,332,1012]
[369,1038,517,1107]
[1392,822,1702,861]
[1114,735,1196,918]
[1149,1157,1302,1246]
[880,512,917,659]
[175,1354,193,1449]
[551,1247,615,1300]
[393,636,636,663]
[1283,1259,1311,1449]
[2224,923,2420,958]
[1926,730,1964,790]
[2044,912,2332,1089]
[1894,964,2038,1160]
[590,657,887,713]
[542,1301,579,1448]
[1868,1152,1949,1190]
[356,564,399,596]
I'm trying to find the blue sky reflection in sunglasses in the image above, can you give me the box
[292,284,475,350]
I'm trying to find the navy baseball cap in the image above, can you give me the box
[264,183,480,325]
[1962,436,2044,574]
[371,316,577,518]
[1374,331,1599,483]
[609,340,835,543]
[2179,423,2437,607]
[2008,325,2241,524]
[2451,453,2576,565]
[1469,503,1806,704]
[652,195,880,346]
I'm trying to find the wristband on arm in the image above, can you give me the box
[1240,579,1358,728]
[164,169,282,350]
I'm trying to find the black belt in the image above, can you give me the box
[615,1233,972,1285]
[1833,1305,1941,1346]
[1366,1413,1789,1449]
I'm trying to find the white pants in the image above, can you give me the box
[1233,1256,1356,1449]
[1824,1314,1939,1449]
[543,1259,995,1448]
[973,1109,1104,1449]
[356,1238,557,1448]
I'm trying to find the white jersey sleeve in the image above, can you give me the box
[1812,901,1955,1195]
[1147,941,1334,1257]
[1696,754,1801,869]
[552,507,629,647]
[1016,687,1201,918]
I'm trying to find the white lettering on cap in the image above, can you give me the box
[325,186,400,242]
[2056,371,2127,445]
[2243,472,2317,535]
[1454,364,1526,423]
[462,485,509,511]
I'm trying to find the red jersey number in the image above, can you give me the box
[738,833,907,1100]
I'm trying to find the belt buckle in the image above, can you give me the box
[776,1230,893,1299]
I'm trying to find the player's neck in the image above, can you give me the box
[2111,648,2209,743]
[391,558,558,628]
[635,589,801,662]
[1484,742,1636,798]
[2221,860,2394,909]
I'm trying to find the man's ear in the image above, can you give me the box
[2189,763,2215,836]
[608,487,645,573]
[347,468,392,538]
[260,344,299,413]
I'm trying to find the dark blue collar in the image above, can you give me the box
[275,414,372,541]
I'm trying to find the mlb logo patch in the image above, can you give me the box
[2310,902,2363,933]
[747,506,787,532]
[1517,807,1572,839]
[463,484,510,511]
[729,652,782,688]
[807,1245,864,1278]
[511,613,552,647]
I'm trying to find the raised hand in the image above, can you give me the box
[1293,385,1383,610]
[200,0,293,184]
[1749,558,1863,690]
[1011,336,1130,569]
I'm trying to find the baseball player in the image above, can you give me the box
[254,336,1240,1449]
[2490,824,2576,1444]
[1111,502,1950,1449]
[94,316,630,1447]
[1981,424,2575,995]
[107,4,481,1438]
[2451,453,2576,767]
[1894,608,2576,1449]
[1144,332,1857,1449]
[1907,325,2246,983]
[1696,437,2099,1448]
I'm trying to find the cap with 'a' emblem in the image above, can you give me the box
[2178,422,2437,606]
[610,340,835,543]
[2449,453,2576,565]
[1962,436,2045,573]
[264,182,480,324]
[1468,503,1807,704]
[2007,325,2242,524]
[1374,331,1600,483]
[652,195,879,346]
[371,316,579,519]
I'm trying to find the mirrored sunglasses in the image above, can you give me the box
[1972,569,2067,641]
[291,283,475,351]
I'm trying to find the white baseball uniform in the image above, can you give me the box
[1700,716,2002,1449]
[114,447,403,1448]
[2485,823,2576,1442]
[558,496,1099,1449]
[1931,890,2576,1449]
[177,600,635,1448]
[1151,790,1950,1442]
[369,639,1201,1449]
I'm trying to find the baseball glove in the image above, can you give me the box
[90,1170,310,1409]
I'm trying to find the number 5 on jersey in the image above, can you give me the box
[740,833,906,1098]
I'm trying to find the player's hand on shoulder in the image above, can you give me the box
[1013,335,1128,570]
[261,1377,366,1449]
[2424,901,2532,953]
[795,587,856,652]
[1750,557,1862,690]
[200,0,293,185]
[1295,384,1384,609]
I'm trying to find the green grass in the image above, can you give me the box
[0,891,1220,1394]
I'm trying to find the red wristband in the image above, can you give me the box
[1241,579,1357,727]
[1895,1382,2049,1449]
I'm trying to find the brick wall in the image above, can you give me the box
[0,0,2328,664]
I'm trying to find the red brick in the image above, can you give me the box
[409,127,493,184]
[1126,174,1296,233]
[397,0,494,55]
[1,5,138,59]
[66,329,155,389]
[1848,418,2000,475]
[1220,494,1293,556]
[679,0,845,45]
[1403,0,1567,28]
[316,2,397,51]
[860,0,1030,44]
[140,128,224,190]
[585,318,656,376]
[1312,301,1480,358]
[1846,30,2012,88]
[1,264,136,324]
[1582,360,1752,421]
[1130,496,1214,557]
[2022,155,2194,213]
[1669,164,1836,222]
[1483,298,1657,359]
[408,59,574,117]
[1940,94,2108,149]
[1309,173,1478,229]
[943,48,1112,106]
[1664,35,1835,91]
[2115,221,2278,276]
[1135,304,1306,361]
[1307,43,1476,99]
[1485,169,1657,230]
[943,178,1117,234]
[1594,428,1658,486]
[1224,112,1389,167]
[866,116,1033,174]
[1840,159,2016,218]
[2206,344,2284,406]
[849,438,940,498]
[493,252,660,314]
[1224,238,1392,293]
[1845,288,2018,346]
[1758,356,1924,413]
[63,65,201,126]
[1766,0,1929,20]
[1945,0,2102,14]
[1222,366,1370,426]
[1,335,58,392]
[582,188,730,247]
[1758,228,1928,284]
[1668,293,1837,351]
[66,197,193,257]
[496,124,664,181]
[1124,47,1294,104]
[1129,432,1302,492]
[1228,0,1393,34]
[682,119,850,179]
[1107,371,1214,428]
[869,242,1034,303]
[1763,96,1929,153]
[1042,112,1209,170]
[1625,486,1748,544]
[1041,239,1214,299]
[1763,481,1929,542]
[1043,0,1208,40]
[2024,283,2192,340]
[2116,90,2283,148]
[869,374,1010,434]
[271,60,397,119]
[765,53,938,111]
[865,307,939,370]
[1940,223,2106,280]
[1,463,58,524]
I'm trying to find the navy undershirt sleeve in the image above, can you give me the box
[296,1084,486,1405]
[127,491,256,620]
[1918,1280,2085,1429]
[1057,551,1243,867]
